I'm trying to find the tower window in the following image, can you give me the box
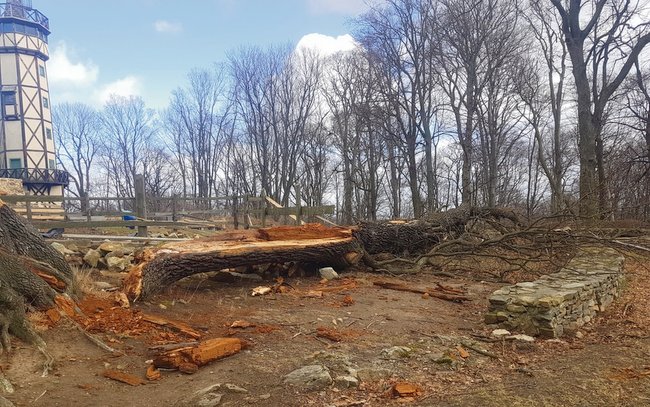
[46,128,52,139]
[43,96,49,108]
[9,158,21,169]
[49,159,56,169]
[39,65,45,77]
[1,89,18,120]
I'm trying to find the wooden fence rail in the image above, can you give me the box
[2,178,335,237]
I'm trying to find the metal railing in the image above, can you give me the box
[0,2,48,30]
[0,168,69,185]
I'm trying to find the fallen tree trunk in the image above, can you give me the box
[124,224,363,300]
[124,207,526,300]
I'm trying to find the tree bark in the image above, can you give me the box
[124,207,522,300]
[123,224,364,300]
[0,200,74,353]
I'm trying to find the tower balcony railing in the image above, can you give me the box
[0,168,68,186]
[0,3,48,30]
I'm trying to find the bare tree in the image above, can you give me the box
[167,65,232,200]
[434,0,517,206]
[549,0,650,217]
[52,102,100,208]
[228,45,323,205]
[355,0,439,217]
[100,95,157,200]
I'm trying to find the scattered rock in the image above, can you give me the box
[491,329,511,337]
[223,383,248,393]
[508,334,535,343]
[334,375,359,389]
[356,367,392,383]
[52,242,75,255]
[106,256,133,272]
[176,384,223,407]
[575,331,584,339]
[251,286,272,296]
[83,249,102,268]
[306,351,354,374]
[319,267,339,280]
[283,365,332,390]
[105,250,125,259]
[380,346,412,360]
[98,242,132,254]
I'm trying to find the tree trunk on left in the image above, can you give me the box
[0,200,75,353]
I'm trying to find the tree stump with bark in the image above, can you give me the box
[0,200,74,357]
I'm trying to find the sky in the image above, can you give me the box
[41,0,371,109]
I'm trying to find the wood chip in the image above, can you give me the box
[393,382,418,397]
[230,320,256,329]
[102,370,146,386]
[145,365,161,381]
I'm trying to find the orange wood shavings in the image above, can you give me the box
[316,327,344,342]
[54,295,77,317]
[45,308,61,324]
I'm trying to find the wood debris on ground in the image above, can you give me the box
[392,382,420,398]
[373,279,471,302]
[102,370,147,386]
[230,320,256,329]
[145,365,162,381]
[152,338,242,374]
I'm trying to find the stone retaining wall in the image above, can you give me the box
[484,247,625,338]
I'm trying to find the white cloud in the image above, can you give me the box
[297,33,358,57]
[46,41,143,107]
[307,0,371,15]
[154,20,183,33]
[48,42,99,88]
[95,76,141,104]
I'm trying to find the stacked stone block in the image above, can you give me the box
[484,248,625,338]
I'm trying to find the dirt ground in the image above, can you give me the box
[2,250,649,407]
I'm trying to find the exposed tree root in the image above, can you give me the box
[0,199,78,380]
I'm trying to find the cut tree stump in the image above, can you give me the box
[124,224,362,300]
[0,199,74,358]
